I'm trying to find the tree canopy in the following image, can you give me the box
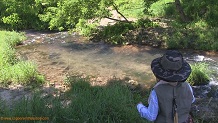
[0,0,156,30]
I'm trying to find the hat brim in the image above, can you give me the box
[151,58,191,82]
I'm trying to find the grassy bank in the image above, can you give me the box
[0,76,149,123]
[0,31,44,86]
[0,30,215,123]
[0,74,215,123]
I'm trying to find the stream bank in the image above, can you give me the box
[1,30,218,122]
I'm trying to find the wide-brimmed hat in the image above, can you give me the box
[151,50,191,82]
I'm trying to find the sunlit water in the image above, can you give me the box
[18,30,218,98]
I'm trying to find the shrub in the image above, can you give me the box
[182,0,218,27]
[74,19,98,37]
[97,22,135,44]
[0,0,46,30]
[93,18,158,45]
[166,29,190,49]
[165,27,218,51]
[133,18,159,28]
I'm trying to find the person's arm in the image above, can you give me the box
[187,83,195,103]
[136,90,159,121]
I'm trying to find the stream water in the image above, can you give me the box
[0,30,217,121]
[17,30,162,86]
[16,30,218,99]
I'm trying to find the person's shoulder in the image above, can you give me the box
[153,80,168,89]
[183,81,191,86]
[180,81,192,89]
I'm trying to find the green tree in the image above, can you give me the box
[0,0,47,30]
[0,0,157,31]
[39,0,157,31]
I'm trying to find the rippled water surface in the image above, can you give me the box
[17,30,218,91]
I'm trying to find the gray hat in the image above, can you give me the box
[151,50,191,82]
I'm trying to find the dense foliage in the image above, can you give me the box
[182,0,218,27]
[0,0,156,31]
[149,0,218,51]
[0,0,218,50]
[150,0,218,27]
[0,0,46,30]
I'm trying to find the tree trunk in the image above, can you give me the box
[174,0,189,22]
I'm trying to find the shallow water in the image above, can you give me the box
[16,30,218,97]
[5,30,217,121]
[17,30,165,86]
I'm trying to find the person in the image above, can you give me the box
[136,50,195,123]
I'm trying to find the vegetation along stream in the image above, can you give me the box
[16,30,218,91]
[1,0,218,122]
[0,30,217,122]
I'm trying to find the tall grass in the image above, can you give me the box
[0,31,44,86]
[149,0,175,17]
[187,62,210,86]
[0,76,149,123]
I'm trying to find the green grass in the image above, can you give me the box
[0,76,149,123]
[187,62,210,86]
[117,0,146,18]
[0,31,44,86]
[149,0,175,17]
[0,74,216,123]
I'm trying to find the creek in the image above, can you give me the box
[13,30,218,121]
[16,30,218,98]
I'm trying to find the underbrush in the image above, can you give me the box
[0,76,149,123]
[88,16,218,51]
[0,31,44,86]
[166,26,218,51]
[91,18,159,45]
[149,0,218,51]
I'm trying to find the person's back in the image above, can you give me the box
[154,81,193,123]
[137,50,195,123]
